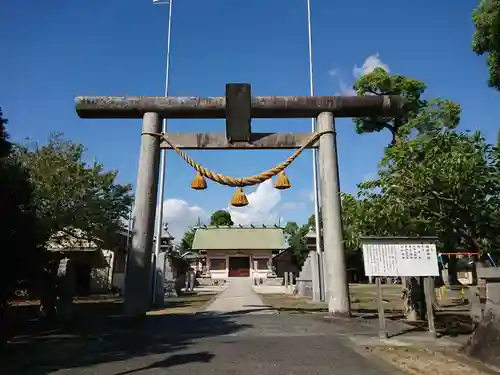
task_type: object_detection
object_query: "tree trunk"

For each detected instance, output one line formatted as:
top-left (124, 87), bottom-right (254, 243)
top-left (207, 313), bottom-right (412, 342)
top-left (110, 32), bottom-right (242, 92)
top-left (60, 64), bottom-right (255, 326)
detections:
top-left (0, 296), bottom-right (8, 346)
top-left (447, 256), bottom-right (459, 284)
top-left (463, 310), bottom-right (500, 367)
top-left (402, 277), bottom-right (425, 321)
top-left (56, 257), bottom-right (75, 321)
top-left (39, 260), bottom-right (58, 320)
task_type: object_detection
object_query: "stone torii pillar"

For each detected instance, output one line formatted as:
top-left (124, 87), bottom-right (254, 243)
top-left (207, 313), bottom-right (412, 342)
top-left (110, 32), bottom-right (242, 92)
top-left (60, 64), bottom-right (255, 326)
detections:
top-left (124, 112), bottom-right (162, 317)
top-left (75, 83), bottom-right (405, 317)
top-left (317, 112), bottom-right (349, 314)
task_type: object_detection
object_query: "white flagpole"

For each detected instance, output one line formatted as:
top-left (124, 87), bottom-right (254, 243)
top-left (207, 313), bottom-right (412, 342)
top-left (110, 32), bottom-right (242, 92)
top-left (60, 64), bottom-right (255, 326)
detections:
top-left (152, 0), bottom-right (174, 304)
top-left (306, 0), bottom-right (324, 301)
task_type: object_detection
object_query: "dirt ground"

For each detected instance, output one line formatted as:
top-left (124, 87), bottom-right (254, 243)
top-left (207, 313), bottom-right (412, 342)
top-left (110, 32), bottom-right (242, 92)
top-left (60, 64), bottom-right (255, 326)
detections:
top-left (4, 291), bottom-right (218, 341)
top-left (259, 294), bottom-right (327, 313)
top-left (259, 283), bottom-right (405, 315)
top-left (366, 346), bottom-right (496, 375)
top-left (9, 292), bottom-right (218, 316)
top-left (349, 283), bottom-right (404, 313)
top-left (147, 293), bottom-right (217, 315)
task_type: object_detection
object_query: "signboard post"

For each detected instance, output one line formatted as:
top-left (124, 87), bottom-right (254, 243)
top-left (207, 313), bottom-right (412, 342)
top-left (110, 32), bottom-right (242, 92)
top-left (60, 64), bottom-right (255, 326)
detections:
top-left (375, 276), bottom-right (388, 338)
top-left (361, 237), bottom-right (439, 338)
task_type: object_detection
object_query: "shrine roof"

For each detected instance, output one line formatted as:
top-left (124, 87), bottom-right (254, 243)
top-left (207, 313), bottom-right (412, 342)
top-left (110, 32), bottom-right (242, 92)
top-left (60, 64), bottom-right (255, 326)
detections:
top-left (191, 226), bottom-right (285, 250)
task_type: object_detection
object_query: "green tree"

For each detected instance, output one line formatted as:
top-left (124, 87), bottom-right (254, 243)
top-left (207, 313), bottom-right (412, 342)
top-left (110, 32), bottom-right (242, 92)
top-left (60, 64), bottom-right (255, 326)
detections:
top-left (353, 68), bottom-right (460, 145)
top-left (339, 194), bottom-right (367, 273)
top-left (284, 221), bottom-right (310, 267)
top-left (307, 214), bottom-right (316, 229)
top-left (360, 129), bottom-right (500, 258)
top-left (358, 129), bottom-right (500, 319)
top-left (284, 221), bottom-right (299, 238)
top-left (0, 108), bottom-right (41, 339)
top-left (13, 134), bottom-right (133, 317)
top-left (178, 229), bottom-right (196, 253)
top-left (210, 210), bottom-right (234, 226)
top-left (14, 133), bottom-right (133, 247)
top-left (0, 107), bottom-right (10, 157)
top-left (352, 70), bottom-right (461, 320)
top-left (472, 0), bottom-right (500, 90)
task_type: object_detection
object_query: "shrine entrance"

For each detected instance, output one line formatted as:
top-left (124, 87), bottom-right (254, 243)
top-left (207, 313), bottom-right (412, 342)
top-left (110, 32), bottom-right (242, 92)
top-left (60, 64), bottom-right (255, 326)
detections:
top-left (75, 82), bottom-right (404, 317)
top-left (229, 257), bottom-right (250, 277)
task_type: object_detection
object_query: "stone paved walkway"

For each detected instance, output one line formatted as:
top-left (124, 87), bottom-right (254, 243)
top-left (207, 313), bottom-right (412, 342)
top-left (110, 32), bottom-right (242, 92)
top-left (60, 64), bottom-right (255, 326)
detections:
top-left (3, 279), bottom-right (405, 374)
top-left (203, 278), bottom-right (274, 314)
top-left (4, 313), bottom-right (402, 374)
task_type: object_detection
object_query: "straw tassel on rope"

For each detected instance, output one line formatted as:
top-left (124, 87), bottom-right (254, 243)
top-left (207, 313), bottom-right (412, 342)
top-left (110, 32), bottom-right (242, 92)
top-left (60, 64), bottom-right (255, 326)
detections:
top-left (142, 130), bottom-right (332, 207)
top-left (274, 171), bottom-right (291, 190)
top-left (231, 187), bottom-right (249, 207)
top-left (191, 172), bottom-right (207, 190)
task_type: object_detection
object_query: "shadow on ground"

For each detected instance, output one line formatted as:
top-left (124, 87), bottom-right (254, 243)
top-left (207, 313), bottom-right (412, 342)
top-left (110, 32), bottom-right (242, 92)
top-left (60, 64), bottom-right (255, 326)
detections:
top-left (0, 301), bottom-right (250, 375)
top-left (396, 312), bottom-right (475, 337)
top-left (255, 301), bottom-right (475, 339)
top-left (338, 308), bottom-right (475, 338)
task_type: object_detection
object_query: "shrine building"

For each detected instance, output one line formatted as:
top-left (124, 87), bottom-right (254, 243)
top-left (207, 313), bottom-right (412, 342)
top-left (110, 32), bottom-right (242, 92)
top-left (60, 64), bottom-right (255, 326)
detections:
top-left (191, 226), bottom-right (286, 281)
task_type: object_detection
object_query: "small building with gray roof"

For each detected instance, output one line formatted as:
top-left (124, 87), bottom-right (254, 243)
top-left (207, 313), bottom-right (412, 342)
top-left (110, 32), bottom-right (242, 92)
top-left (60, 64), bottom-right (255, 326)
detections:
top-left (191, 226), bottom-right (286, 281)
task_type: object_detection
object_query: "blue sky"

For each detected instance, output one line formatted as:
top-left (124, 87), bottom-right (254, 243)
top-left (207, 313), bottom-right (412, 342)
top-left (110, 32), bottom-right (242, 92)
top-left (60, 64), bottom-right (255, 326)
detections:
top-left (1, 0), bottom-right (499, 239)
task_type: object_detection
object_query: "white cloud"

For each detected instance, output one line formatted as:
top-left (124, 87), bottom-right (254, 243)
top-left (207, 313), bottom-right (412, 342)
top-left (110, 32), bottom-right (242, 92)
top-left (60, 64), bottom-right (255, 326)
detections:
top-left (338, 79), bottom-right (356, 96)
top-left (228, 179), bottom-right (282, 226)
top-left (143, 180), bottom-right (308, 243)
top-left (329, 54), bottom-right (390, 96)
top-left (148, 180), bottom-right (286, 243)
top-left (124, 199), bottom-right (205, 244)
top-left (160, 199), bottom-right (207, 243)
top-left (353, 53), bottom-right (390, 78)
top-left (328, 68), bottom-right (338, 77)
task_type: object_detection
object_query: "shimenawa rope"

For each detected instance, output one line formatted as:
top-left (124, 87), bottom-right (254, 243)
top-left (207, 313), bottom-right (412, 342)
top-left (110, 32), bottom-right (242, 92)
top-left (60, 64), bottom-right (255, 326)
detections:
top-left (142, 130), bottom-right (333, 188)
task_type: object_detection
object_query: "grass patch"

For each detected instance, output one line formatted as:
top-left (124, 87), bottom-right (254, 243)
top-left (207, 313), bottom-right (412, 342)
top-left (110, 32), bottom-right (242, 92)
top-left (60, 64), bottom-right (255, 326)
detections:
top-left (147, 293), bottom-right (217, 315)
top-left (260, 294), bottom-right (327, 314)
top-left (258, 284), bottom-right (404, 315)
top-left (6, 292), bottom-right (219, 322)
top-left (350, 283), bottom-right (403, 314)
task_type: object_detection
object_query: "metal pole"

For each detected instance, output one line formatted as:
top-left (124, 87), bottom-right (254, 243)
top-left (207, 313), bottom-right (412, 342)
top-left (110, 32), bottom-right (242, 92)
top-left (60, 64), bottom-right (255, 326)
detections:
top-left (124, 113), bottom-right (162, 317)
top-left (122, 202), bottom-right (134, 295)
top-left (125, 203), bottom-right (134, 252)
top-left (306, 0), bottom-right (324, 301)
top-left (317, 112), bottom-right (350, 315)
top-left (152, 0), bottom-right (174, 305)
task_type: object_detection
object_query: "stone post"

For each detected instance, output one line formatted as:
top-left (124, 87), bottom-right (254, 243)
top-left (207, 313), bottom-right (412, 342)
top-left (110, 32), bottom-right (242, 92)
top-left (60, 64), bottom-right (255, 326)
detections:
top-left (310, 251), bottom-right (321, 302)
top-left (124, 112), bottom-right (161, 317)
top-left (189, 270), bottom-right (196, 292)
top-left (317, 112), bottom-right (350, 315)
top-left (287, 272), bottom-right (294, 294)
top-left (56, 257), bottom-right (75, 321)
top-left (305, 229), bottom-right (322, 301)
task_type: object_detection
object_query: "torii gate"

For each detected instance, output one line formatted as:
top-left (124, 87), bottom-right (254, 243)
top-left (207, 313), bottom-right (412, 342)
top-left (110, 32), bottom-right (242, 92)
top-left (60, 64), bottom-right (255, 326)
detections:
top-left (75, 83), bottom-right (405, 317)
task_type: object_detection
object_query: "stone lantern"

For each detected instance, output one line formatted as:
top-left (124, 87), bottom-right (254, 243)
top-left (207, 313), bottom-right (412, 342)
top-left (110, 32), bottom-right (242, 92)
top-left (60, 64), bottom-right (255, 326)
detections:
top-left (305, 229), bottom-right (317, 251)
top-left (296, 228), bottom-right (323, 301)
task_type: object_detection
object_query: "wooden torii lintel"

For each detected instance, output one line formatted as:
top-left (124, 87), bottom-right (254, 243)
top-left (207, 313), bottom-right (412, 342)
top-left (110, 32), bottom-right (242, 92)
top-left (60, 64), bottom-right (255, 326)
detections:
top-left (75, 83), bottom-right (405, 149)
top-left (225, 83), bottom-right (251, 143)
top-left (158, 132), bottom-right (319, 150)
top-left (75, 91), bottom-right (404, 119)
